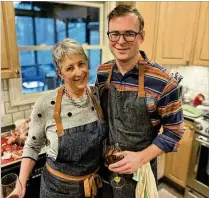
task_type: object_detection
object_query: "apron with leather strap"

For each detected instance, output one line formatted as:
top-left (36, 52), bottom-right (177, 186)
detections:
top-left (41, 85), bottom-right (106, 198)
top-left (99, 61), bottom-right (158, 198)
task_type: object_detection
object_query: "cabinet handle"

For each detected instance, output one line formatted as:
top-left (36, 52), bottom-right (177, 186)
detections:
top-left (196, 138), bottom-right (209, 148)
top-left (16, 69), bottom-right (20, 75)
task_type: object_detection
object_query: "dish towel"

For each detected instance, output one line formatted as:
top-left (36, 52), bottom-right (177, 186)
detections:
top-left (132, 162), bottom-right (159, 198)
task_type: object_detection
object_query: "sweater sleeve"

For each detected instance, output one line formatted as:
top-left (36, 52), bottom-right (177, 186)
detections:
top-left (22, 96), bottom-right (47, 161)
top-left (152, 77), bottom-right (185, 153)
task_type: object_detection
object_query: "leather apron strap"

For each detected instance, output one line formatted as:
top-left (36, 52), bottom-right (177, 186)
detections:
top-left (106, 60), bottom-right (145, 98)
top-left (46, 163), bottom-right (102, 198)
top-left (52, 85), bottom-right (104, 197)
top-left (53, 86), bottom-right (65, 136)
top-left (87, 86), bottom-right (104, 123)
top-left (106, 66), bottom-right (113, 88)
top-left (54, 85), bottom-right (104, 137)
top-left (138, 64), bottom-right (145, 98)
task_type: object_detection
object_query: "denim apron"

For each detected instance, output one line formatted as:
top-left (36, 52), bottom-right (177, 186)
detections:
top-left (100, 62), bottom-right (158, 198)
top-left (40, 86), bottom-right (106, 198)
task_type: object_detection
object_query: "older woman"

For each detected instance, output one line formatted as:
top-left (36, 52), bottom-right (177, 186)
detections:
top-left (8, 38), bottom-right (106, 198)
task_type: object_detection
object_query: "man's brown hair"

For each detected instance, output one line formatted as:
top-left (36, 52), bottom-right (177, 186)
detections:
top-left (108, 4), bottom-right (144, 33)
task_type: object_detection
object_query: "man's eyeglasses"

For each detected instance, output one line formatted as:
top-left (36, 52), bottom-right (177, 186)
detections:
top-left (107, 31), bottom-right (142, 42)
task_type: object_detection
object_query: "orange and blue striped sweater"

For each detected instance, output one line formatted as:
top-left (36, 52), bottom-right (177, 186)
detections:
top-left (96, 51), bottom-right (184, 152)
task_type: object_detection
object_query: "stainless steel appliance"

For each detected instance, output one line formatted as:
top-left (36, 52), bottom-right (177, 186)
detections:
top-left (185, 111), bottom-right (209, 198)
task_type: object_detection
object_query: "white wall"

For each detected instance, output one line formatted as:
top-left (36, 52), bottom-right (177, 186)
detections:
top-left (1, 79), bottom-right (34, 127)
top-left (164, 65), bottom-right (209, 101)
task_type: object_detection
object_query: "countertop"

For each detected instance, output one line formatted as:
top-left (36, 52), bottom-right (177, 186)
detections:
top-left (1, 124), bottom-right (46, 167)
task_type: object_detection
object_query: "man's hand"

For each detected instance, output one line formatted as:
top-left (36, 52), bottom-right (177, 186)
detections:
top-left (108, 151), bottom-right (145, 174)
top-left (108, 144), bottom-right (164, 174)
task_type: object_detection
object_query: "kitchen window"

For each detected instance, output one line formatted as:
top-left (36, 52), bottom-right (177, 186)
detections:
top-left (9, 1), bottom-right (116, 106)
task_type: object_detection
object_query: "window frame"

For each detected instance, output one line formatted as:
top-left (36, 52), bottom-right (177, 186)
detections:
top-left (9, 1), bottom-right (116, 107)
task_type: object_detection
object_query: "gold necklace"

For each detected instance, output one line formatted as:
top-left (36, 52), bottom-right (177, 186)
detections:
top-left (63, 86), bottom-right (90, 108)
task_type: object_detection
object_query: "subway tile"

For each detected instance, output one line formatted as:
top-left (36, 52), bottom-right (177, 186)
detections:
top-left (24, 109), bottom-right (32, 118)
top-left (12, 111), bottom-right (25, 122)
top-left (30, 104), bottom-right (35, 109)
top-left (1, 114), bottom-right (13, 127)
top-left (1, 101), bottom-right (5, 116)
top-left (18, 104), bottom-right (30, 111)
top-left (5, 102), bottom-right (18, 114)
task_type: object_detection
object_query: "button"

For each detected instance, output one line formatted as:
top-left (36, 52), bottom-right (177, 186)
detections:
top-left (32, 136), bottom-right (36, 140)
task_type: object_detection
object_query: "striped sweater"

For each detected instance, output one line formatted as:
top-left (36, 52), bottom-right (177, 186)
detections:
top-left (96, 51), bottom-right (184, 153)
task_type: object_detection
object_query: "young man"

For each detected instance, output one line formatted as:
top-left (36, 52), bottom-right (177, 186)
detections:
top-left (96, 4), bottom-right (184, 198)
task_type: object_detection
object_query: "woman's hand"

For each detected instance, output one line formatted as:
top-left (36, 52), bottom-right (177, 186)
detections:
top-left (108, 151), bottom-right (143, 174)
top-left (7, 181), bottom-right (26, 198)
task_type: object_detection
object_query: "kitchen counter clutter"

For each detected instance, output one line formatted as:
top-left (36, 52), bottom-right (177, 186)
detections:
top-left (1, 120), bottom-right (46, 168)
top-left (183, 104), bottom-right (202, 120)
top-left (1, 131), bottom-right (46, 167)
top-left (1, 132), bottom-right (23, 167)
top-left (1, 122), bottom-right (47, 198)
top-left (164, 104), bottom-right (209, 197)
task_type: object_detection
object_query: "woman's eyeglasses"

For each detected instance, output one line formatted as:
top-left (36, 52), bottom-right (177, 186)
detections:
top-left (107, 30), bottom-right (142, 42)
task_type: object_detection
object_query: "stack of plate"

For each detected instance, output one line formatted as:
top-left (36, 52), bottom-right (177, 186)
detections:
top-left (182, 104), bottom-right (202, 119)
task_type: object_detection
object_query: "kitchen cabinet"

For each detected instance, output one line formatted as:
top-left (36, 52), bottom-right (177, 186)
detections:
top-left (192, 2), bottom-right (209, 66)
top-left (136, 2), bottom-right (209, 66)
top-left (157, 153), bottom-right (165, 180)
top-left (165, 120), bottom-right (195, 187)
top-left (155, 2), bottom-right (199, 65)
top-left (135, 2), bottom-right (158, 61)
top-left (157, 127), bottom-right (166, 180)
top-left (117, 2), bottom-right (135, 6)
top-left (1, 2), bottom-right (20, 79)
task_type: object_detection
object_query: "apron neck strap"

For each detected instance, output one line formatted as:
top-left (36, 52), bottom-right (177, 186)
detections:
top-left (54, 85), bottom-right (105, 137)
top-left (54, 86), bottom-right (64, 137)
top-left (106, 60), bottom-right (146, 98)
top-left (87, 86), bottom-right (104, 123)
top-left (138, 64), bottom-right (145, 98)
top-left (106, 66), bottom-right (114, 89)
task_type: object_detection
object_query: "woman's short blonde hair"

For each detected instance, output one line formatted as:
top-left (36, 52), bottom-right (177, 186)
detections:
top-left (52, 38), bottom-right (87, 70)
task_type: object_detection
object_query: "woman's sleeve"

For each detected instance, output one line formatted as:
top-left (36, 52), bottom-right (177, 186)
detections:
top-left (22, 96), bottom-right (47, 161)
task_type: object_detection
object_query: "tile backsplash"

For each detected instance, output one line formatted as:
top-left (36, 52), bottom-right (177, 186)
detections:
top-left (1, 79), bottom-right (34, 127)
top-left (164, 65), bottom-right (209, 101)
top-left (1, 65), bottom-right (209, 127)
